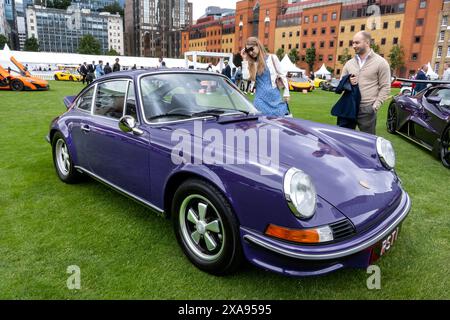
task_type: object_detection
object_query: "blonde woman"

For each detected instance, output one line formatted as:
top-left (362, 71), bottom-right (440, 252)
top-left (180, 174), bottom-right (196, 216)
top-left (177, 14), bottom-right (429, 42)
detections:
top-left (241, 37), bottom-right (290, 116)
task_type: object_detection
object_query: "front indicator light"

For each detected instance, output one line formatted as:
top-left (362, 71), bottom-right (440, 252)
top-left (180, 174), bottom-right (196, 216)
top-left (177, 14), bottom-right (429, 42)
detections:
top-left (265, 224), bottom-right (333, 244)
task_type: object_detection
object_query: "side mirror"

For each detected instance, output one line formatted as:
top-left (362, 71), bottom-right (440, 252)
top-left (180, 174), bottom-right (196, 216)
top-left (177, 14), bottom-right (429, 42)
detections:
top-left (119, 116), bottom-right (143, 135)
top-left (427, 96), bottom-right (442, 105)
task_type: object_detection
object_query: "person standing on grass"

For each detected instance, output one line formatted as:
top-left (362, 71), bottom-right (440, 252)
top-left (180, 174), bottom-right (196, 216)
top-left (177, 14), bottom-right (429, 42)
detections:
top-left (341, 31), bottom-right (391, 135)
top-left (95, 60), bottom-right (105, 78)
top-left (240, 37), bottom-right (290, 116)
top-left (79, 62), bottom-right (88, 84)
top-left (113, 58), bottom-right (121, 72)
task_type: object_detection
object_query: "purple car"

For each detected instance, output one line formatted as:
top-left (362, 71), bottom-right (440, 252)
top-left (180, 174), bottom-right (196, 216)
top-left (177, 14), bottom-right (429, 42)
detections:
top-left (47, 70), bottom-right (411, 276)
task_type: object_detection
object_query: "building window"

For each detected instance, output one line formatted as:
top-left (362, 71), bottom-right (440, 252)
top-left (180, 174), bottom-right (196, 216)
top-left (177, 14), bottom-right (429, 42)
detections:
top-left (438, 46), bottom-right (443, 58)
top-left (349, 40), bottom-right (353, 46)
top-left (320, 41), bottom-right (325, 48)
top-left (321, 28), bottom-right (326, 35)
top-left (417, 19), bottom-right (424, 26)
top-left (312, 29), bottom-right (317, 35)
top-left (328, 55), bottom-right (333, 62)
top-left (331, 27), bottom-right (336, 34)
top-left (289, 32), bottom-right (292, 37)
top-left (435, 62), bottom-right (440, 73)
top-left (311, 42), bottom-right (315, 48)
top-left (282, 32), bottom-right (285, 38)
top-left (383, 22), bottom-right (388, 29)
top-left (415, 36), bottom-right (421, 43)
top-left (350, 25), bottom-right (355, 32)
top-left (329, 41), bottom-right (334, 48)
top-left (341, 26), bottom-right (345, 33)
top-left (313, 15), bottom-right (318, 23)
top-left (447, 46), bottom-right (450, 57)
top-left (303, 43), bottom-right (307, 49)
top-left (296, 43), bottom-right (299, 49)
top-left (381, 38), bottom-right (386, 45)
top-left (395, 21), bottom-right (401, 28)
top-left (288, 44), bottom-right (292, 49)
top-left (361, 24), bottom-right (365, 31)
top-left (281, 44), bottom-right (285, 49)
top-left (319, 55), bottom-right (323, 61)
top-left (419, 0), bottom-right (426, 9)
top-left (412, 53), bottom-right (418, 61)
top-left (332, 12), bottom-right (337, 21)
top-left (393, 37), bottom-right (398, 45)
top-left (304, 16), bottom-right (309, 24)
top-left (303, 29), bottom-right (308, 36)
top-left (322, 14), bottom-right (327, 22)
top-left (296, 31), bottom-right (300, 37)
top-left (266, 9), bottom-right (270, 15)
top-left (339, 40), bottom-right (344, 47)
top-left (440, 31), bottom-right (445, 42)
top-left (443, 16), bottom-right (448, 26)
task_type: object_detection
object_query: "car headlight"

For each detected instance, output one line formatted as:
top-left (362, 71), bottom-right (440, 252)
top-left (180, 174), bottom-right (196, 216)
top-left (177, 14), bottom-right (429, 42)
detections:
top-left (283, 168), bottom-right (317, 219)
top-left (376, 137), bottom-right (396, 169)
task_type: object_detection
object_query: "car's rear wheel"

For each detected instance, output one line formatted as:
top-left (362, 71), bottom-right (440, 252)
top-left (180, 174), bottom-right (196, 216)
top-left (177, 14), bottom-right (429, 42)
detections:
top-left (387, 103), bottom-right (398, 134)
top-left (54, 75), bottom-right (59, 81)
top-left (172, 179), bottom-right (243, 275)
top-left (319, 82), bottom-right (324, 88)
top-left (69, 76), bottom-right (74, 81)
top-left (10, 79), bottom-right (24, 91)
top-left (440, 126), bottom-right (450, 169)
top-left (52, 132), bottom-right (82, 183)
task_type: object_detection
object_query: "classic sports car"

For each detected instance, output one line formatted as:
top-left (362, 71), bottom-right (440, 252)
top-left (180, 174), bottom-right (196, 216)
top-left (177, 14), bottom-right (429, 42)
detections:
top-left (54, 70), bottom-right (82, 81)
top-left (387, 84), bottom-right (450, 168)
top-left (0, 59), bottom-right (49, 91)
top-left (288, 76), bottom-right (314, 92)
top-left (321, 78), bottom-right (340, 92)
top-left (47, 69), bottom-right (411, 276)
top-left (313, 77), bottom-right (327, 88)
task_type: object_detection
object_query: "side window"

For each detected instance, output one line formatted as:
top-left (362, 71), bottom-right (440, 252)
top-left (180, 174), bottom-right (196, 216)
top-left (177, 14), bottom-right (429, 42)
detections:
top-left (436, 88), bottom-right (450, 107)
top-left (94, 80), bottom-right (128, 120)
top-left (76, 87), bottom-right (95, 112)
top-left (124, 81), bottom-right (137, 119)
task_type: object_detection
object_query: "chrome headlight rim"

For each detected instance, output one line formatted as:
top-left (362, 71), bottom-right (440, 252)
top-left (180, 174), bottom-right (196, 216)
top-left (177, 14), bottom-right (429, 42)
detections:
top-left (283, 167), bottom-right (317, 220)
top-left (376, 137), bottom-right (396, 169)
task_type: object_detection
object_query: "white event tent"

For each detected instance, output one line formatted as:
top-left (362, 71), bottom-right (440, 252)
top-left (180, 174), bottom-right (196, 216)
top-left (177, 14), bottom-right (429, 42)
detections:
top-left (314, 63), bottom-right (332, 79)
top-left (280, 54), bottom-right (305, 75)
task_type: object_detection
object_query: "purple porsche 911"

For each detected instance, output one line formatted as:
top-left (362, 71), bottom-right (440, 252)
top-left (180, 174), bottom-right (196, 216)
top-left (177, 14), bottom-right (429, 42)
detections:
top-left (47, 70), bottom-right (411, 276)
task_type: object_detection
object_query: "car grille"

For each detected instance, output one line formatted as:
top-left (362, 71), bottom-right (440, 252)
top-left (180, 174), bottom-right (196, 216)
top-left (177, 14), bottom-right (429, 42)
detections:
top-left (330, 219), bottom-right (356, 241)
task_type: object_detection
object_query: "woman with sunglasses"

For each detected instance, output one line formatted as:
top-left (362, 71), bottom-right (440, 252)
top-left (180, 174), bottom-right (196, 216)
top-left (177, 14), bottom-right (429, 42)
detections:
top-left (241, 37), bottom-right (290, 116)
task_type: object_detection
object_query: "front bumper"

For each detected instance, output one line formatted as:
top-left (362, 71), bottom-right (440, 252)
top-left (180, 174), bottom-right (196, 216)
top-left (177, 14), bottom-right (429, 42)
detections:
top-left (241, 190), bottom-right (411, 276)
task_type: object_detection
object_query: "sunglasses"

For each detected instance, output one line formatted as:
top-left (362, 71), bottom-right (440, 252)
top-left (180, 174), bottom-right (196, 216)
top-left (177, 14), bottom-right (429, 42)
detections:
top-left (244, 46), bottom-right (255, 54)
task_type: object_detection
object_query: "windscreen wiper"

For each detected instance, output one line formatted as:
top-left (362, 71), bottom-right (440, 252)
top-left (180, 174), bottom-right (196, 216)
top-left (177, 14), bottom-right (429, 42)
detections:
top-left (148, 113), bottom-right (191, 120)
top-left (191, 108), bottom-right (250, 119)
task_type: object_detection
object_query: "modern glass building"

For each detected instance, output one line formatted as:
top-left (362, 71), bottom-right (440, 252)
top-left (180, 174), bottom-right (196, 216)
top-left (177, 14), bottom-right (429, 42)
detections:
top-left (26, 5), bottom-right (123, 53)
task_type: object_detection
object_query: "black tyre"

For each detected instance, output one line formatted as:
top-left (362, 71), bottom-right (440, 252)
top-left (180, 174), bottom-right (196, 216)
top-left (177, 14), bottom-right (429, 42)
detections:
top-left (51, 132), bottom-right (82, 183)
top-left (69, 76), bottom-right (74, 81)
top-left (319, 82), bottom-right (324, 89)
top-left (387, 103), bottom-right (398, 134)
top-left (10, 79), bottom-right (24, 91)
top-left (54, 75), bottom-right (59, 80)
top-left (440, 126), bottom-right (450, 169)
top-left (172, 179), bottom-right (243, 275)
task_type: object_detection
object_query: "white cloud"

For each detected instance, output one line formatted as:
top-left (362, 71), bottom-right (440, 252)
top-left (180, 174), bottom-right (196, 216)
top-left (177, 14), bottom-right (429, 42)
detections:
top-left (189, 0), bottom-right (238, 20)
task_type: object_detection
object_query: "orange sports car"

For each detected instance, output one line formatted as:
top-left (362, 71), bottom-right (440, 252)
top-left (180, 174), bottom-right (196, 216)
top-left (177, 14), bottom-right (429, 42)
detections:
top-left (0, 57), bottom-right (49, 91)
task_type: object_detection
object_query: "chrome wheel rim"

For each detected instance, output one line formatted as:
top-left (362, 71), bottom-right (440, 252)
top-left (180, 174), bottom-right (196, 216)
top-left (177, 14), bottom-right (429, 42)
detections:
top-left (387, 105), bottom-right (397, 132)
top-left (179, 194), bottom-right (225, 261)
top-left (56, 139), bottom-right (70, 176)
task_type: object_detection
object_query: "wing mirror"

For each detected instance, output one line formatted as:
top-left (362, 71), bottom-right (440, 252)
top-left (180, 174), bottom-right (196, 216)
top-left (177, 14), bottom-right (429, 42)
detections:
top-left (119, 116), bottom-right (143, 135)
top-left (427, 96), bottom-right (442, 105)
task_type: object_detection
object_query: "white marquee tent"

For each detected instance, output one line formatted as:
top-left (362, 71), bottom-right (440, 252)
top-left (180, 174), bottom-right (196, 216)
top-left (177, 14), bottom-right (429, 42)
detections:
top-left (426, 62), bottom-right (439, 80)
top-left (280, 54), bottom-right (305, 75)
top-left (314, 63), bottom-right (332, 79)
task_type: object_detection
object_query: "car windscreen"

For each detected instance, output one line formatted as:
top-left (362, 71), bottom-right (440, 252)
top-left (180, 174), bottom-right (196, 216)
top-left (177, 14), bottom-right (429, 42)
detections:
top-left (140, 73), bottom-right (258, 122)
top-left (291, 77), bottom-right (309, 82)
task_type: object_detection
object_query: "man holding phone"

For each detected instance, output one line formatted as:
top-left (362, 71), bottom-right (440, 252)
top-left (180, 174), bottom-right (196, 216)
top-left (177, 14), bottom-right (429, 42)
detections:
top-left (342, 31), bottom-right (391, 135)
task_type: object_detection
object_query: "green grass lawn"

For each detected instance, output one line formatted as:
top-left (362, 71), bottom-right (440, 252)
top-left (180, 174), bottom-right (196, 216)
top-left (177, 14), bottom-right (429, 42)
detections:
top-left (0, 81), bottom-right (449, 299)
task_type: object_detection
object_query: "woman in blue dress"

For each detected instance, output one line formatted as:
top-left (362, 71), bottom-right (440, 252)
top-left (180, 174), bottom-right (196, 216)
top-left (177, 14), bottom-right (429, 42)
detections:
top-left (241, 37), bottom-right (290, 116)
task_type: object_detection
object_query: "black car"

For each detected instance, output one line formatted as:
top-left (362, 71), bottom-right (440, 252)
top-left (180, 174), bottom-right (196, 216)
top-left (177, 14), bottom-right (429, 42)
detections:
top-left (387, 84), bottom-right (450, 168)
top-left (322, 78), bottom-right (340, 92)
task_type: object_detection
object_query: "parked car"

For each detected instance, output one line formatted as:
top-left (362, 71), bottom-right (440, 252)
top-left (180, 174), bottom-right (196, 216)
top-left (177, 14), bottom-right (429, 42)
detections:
top-left (321, 78), bottom-right (340, 92)
top-left (387, 84), bottom-right (450, 168)
top-left (0, 57), bottom-right (49, 91)
top-left (54, 69), bottom-right (82, 81)
top-left (313, 77), bottom-right (327, 88)
top-left (47, 69), bottom-right (411, 276)
top-left (288, 76), bottom-right (315, 92)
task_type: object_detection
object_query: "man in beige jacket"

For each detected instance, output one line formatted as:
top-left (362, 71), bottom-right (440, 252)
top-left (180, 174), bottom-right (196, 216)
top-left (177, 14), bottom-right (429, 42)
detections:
top-left (342, 31), bottom-right (391, 135)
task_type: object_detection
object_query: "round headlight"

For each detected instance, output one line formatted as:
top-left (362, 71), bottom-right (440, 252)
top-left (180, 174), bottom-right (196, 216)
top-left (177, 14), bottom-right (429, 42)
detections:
top-left (376, 137), bottom-right (396, 169)
top-left (283, 168), bottom-right (317, 219)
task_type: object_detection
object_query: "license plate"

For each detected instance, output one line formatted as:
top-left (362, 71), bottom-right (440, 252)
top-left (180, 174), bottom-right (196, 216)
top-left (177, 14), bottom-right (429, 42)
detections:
top-left (370, 225), bottom-right (401, 263)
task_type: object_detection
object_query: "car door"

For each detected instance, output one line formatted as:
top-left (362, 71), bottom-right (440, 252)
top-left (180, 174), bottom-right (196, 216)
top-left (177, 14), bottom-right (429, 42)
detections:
top-left (84, 80), bottom-right (151, 201)
top-left (417, 88), bottom-right (449, 147)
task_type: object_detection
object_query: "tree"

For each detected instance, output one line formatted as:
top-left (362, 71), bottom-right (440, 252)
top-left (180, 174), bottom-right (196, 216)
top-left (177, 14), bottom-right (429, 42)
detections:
top-left (388, 45), bottom-right (405, 75)
top-left (326, 66), bottom-right (334, 75)
top-left (106, 47), bottom-right (120, 56)
top-left (0, 34), bottom-right (8, 49)
top-left (276, 48), bottom-right (285, 61)
top-left (102, 1), bottom-right (124, 16)
top-left (370, 42), bottom-right (380, 54)
top-left (24, 36), bottom-right (39, 52)
top-left (78, 35), bottom-right (101, 55)
top-left (233, 52), bottom-right (242, 68)
top-left (288, 48), bottom-right (300, 64)
top-left (305, 47), bottom-right (316, 72)
top-left (339, 48), bottom-right (353, 65)
top-left (46, 0), bottom-right (72, 10)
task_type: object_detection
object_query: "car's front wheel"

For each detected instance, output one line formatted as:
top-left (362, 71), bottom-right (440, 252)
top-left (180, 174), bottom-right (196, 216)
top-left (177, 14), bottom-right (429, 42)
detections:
top-left (172, 179), bottom-right (243, 275)
top-left (10, 79), bottom-right (24, 91)
top-left (387, 103), bottom-right (398, 134)
top-left (440, 126), bottom-right (450, 169)
top-left (52, 132), bottom-right (82, 183)
top-left (54, 75), bottom-right (59, 81)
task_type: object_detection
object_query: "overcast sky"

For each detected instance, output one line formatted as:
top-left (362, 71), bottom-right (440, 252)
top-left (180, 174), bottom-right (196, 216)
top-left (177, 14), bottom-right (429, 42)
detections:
top-left (190, 0), bottom-right (239, 20)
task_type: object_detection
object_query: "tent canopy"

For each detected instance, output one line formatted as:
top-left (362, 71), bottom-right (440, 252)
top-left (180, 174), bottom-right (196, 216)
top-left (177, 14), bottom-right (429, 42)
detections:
top-left (427, 62), bottom-right (439, 80)
top-left (280, 54), bottom-right (305, 75)
top-left (314, 64), bottom-right (332, 78)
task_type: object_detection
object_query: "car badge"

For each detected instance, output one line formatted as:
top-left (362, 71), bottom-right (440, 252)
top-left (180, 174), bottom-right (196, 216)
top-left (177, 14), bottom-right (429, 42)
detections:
top-left (359, 180), bottom-right (370, 189)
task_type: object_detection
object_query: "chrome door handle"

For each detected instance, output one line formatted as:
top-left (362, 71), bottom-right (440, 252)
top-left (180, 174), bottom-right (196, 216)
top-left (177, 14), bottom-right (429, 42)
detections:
top-left (81, 125), bottom-right (90, 133)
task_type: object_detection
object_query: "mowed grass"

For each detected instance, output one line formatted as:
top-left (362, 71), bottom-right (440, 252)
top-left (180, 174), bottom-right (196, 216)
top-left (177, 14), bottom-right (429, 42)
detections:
top-left (0, 81), bottom-right (449, 300)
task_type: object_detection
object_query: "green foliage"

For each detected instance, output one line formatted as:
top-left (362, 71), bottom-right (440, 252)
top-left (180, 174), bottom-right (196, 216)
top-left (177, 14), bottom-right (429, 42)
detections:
top-left (305, 47), bottom-right (316, 72)
top-left (106, 47), bottom-right (120, 56)
top-left (24, 36), bottom-right (39, 52)
top-left (389, 45), bottom-right (405, 74)
top-left (46, 0), bottom-right (72, 10)
top-left (370, 42), bottom-right (380, 54)
top-left (288, 48), bottom-right (300, 64)
top-left (0, 34), bottom-right (9, 49)
top-left (339, 48), bottom-right (353, 66)
top-left (276, 48), bottom-right (285, 61)
top-left (101, 1), bottom-right (124, 16)
top-left (78, 35), bottom-right (102, 55)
